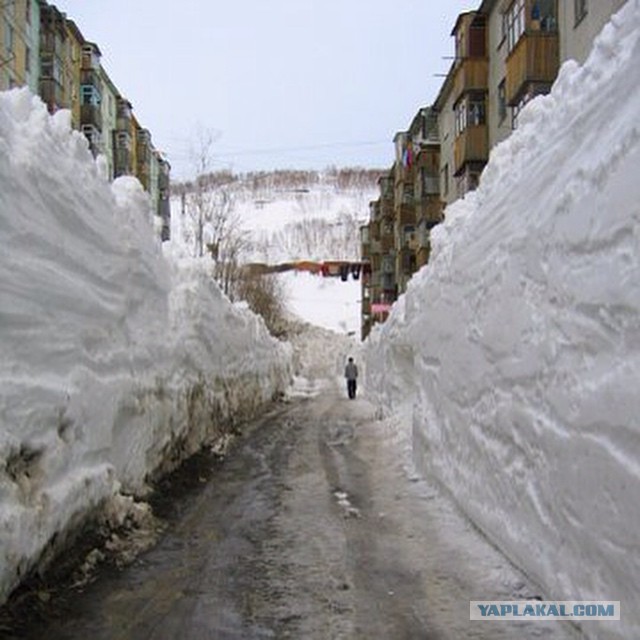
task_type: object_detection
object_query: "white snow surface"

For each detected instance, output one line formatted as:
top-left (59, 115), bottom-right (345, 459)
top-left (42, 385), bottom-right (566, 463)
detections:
top-left (365, 3), bottom-right (640, 639)
top-left (0, 89), bottom-right (292, 604)
top-left (171, 173), bottom-right (373, 335)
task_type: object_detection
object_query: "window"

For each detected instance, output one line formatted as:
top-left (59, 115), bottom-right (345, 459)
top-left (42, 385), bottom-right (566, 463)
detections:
top-left (403, 225), bottom-right (415, 246)
top-left (455, 95), bottom-right (486, 135)
top-left (25, 46), bottom-right (31, 74)
top-left (498, 79), bottom-right (507, 124)
top-left (4, 20), bottom-right (14, 55)
top-left (421, 168), bottom-right (439, 195)
top-left (116, 130), bottom-right (131, 148)
top-left (505, 0), bottom-right (525, 54)
top-left (455, 100), bottom-right (467, 136)
top-left (468, 96), bottom-right (486, 126)
top-left (442, 164), bottom-right (449, 197)
top-left (402, 183), bottom-right (414, 205)
top-left (26, 0), bottom-right (31, 24)
top-left (81, 84), bottom-right (101, 106)
top-left (575, 0), bottom-right (588, 25)
top-left (82, 124), bottom-right (98, 145)
top-left (455, 27), bottom-right (465, 60)
top-left (537, 0), bottom-right (557, 31)
top-left (511, 94), bottom-right (528, 129)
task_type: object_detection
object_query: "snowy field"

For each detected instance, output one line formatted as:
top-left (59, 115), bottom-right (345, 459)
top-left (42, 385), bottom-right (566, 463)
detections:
top-left (364, 4), bottom-right (640, 639)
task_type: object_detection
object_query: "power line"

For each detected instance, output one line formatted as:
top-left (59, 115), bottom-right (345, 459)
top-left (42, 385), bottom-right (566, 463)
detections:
top-left (160, 137), bottom-right (390, 158)
top-left (211, 140), bottom-right (390, 158)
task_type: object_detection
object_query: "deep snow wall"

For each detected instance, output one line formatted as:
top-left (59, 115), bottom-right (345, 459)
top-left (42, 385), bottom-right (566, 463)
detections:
top-left (365, 4), bottom-right (639, 639)
top-left (0, 90), bottom-right (292, 604)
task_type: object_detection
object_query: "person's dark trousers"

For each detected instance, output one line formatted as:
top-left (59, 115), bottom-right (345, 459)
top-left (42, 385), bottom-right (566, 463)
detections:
top-left (347, 380), bottom-right (357, 399)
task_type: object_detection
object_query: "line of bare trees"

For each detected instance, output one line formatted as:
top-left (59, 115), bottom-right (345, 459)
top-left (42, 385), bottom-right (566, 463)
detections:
top-left (175, 127), bottom-right (289, 336)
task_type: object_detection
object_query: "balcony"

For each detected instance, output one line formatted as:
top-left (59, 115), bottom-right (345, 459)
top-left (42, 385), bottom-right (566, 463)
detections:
top-left (417, 223), bottom-right (431, 250)
top-left (395, 203), bottom-right (416, 226)
top-left (80, 104), bottom-right (102, 130)
top-left (379, 176), bottom-right (394, 200)
top-left (506, 31), bottom-right (559, 106)
top-left (381, 235), bottom-right (394, 253)
top-left (454, 125), bottom-right (488, 175)
top-left (369, 219), bottom-right (381, 241)
top-left (39, 78), bottom-right (64, 111)
top-left (380, 199), bottom-right (394, 219)
top-left (416, 196), bottom-right (443, 227)
top-left (369, 239), bottom-right (382, 254)
top-left (452, 58), bottom-right (488, 105)
top-left (80, 69), bottom-right (100, 87)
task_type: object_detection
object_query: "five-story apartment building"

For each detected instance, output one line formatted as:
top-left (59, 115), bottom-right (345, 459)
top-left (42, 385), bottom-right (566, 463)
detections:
top-left (1, 0), bottom-right (171, 237)
top-left (361, 0), bottom-right (627, 339)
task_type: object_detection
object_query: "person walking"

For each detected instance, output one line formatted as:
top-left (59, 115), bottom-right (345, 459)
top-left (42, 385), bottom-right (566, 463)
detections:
top-left (344, 357), bottom-right (358, 399)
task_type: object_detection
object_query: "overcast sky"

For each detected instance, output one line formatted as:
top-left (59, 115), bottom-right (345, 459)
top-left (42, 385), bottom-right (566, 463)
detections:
top-left (53, 0), bottom-right (473, 179)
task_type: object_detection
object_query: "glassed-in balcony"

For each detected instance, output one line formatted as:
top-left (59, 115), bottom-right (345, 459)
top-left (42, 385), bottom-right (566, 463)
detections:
top-left (506, 31), bottom-right (559, 105)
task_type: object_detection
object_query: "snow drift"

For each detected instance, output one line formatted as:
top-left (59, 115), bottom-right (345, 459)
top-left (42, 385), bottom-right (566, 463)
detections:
top-left (365, 3), bottom-right (640, 639)
top-left (0, 89), bottom-right (291, 604)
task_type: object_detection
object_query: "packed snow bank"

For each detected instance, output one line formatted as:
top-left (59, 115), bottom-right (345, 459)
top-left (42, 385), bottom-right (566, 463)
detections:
top-left (365, 3), bottom-right (640, 639)
top-left (0, 89), bottom-right (292, 604)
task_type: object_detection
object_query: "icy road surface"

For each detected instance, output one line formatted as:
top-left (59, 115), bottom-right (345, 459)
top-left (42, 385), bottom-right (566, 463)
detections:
top-left (11, 381), bottom-right (577, 639)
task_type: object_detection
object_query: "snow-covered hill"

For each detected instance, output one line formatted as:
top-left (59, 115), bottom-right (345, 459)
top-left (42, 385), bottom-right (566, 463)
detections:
top-left (0, 90), bottom-right (292, 605)
top-left (172, 169), bottom-right (378, 334)
top-left (364, 4), bottom-right (640, 639)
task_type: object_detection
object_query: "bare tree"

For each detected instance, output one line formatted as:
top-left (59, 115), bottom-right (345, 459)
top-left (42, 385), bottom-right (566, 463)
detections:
top-left (235, 272), bottom-right (289, 338)
top-left (183, 126), bottom-right (239, 260)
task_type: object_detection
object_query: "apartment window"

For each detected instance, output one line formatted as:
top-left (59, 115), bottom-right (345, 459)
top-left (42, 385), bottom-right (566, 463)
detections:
top-left (116, 131), bottom-right (131, 148)
top-left (498, 79), bottom-right (507, 123)
top-left (511, 94), bottom-right (528, 129)
top-left (455, 27), bottom-right (465, 60)
top-left (26, 0), bottom-right (31, 24)
top-left (468, 172), bottom-right (480, 191)
top-left (4, 20), bottom-right (14, 55)
top-left (82, 124), bottom-right (99, 145)
top-left (421, 168), bottom-right (439, 195)
top-left (25, 46), bottom-right (31, 74)
top-left (402, 183), bottom-right (414, 204)
top-left (455, 174), bottom-right (466, 198)
top-left (403, 225), bottom-right (416, 246)
top-left (455, 100), bottom-right (467, 135)
top-left (41, 60), bottom-right (52, 78)
top-left (81, 85), bottom-right (101, 106)
top-left (505, 0), bottom-right (525, 54)
top-left (536, 0), bottom-right (557, 31)
top-left (575, 0), bottom-right (588, 26)
top-left (442, 164), bottom-right (449, 197)
top-left (455, 95), bottom-right (486, 135)
top-left (468, 96), bottom-right (486, 126)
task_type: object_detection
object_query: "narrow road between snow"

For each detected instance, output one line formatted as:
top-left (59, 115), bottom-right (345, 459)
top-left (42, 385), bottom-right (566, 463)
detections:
top-left (13, 381), bottom-right (578, 639)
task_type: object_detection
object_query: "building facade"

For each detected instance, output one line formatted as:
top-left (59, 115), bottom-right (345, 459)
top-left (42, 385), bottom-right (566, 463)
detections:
top-left (360, 0), bottom-right (626, 338)
top-left (1, 0), bottom-right (40, 93)
top-left (558, 0), bottom-right (627, 65)
top-left (0, 0), bottom-right (170, 238)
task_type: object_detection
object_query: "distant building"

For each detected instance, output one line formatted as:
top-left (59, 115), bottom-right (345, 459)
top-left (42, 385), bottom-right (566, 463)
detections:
top-left (0, 0), bottom-right (171, 240)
